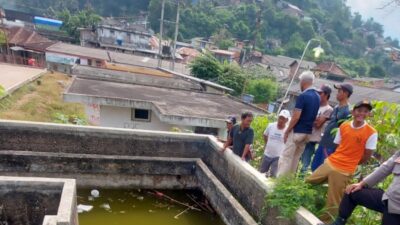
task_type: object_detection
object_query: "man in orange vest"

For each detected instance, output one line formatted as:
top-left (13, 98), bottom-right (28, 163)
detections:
top-left (306, 100), bottom-right (378, 223)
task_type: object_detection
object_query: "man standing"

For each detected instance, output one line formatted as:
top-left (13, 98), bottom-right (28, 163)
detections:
top-left (311, 83), bottom-right (353, 171)
top-left (307, 101), bottom-right (378, 223)
top-left (328, 151), bottom-right (400, 225)
top-left (222, 112), bottom-right (254, 161)
top-left (277, 71), bottom-right (320, 177)
top-left (259, 110), bottom-right (290, 177)
top-left (219, 116), bottom-right (237, 144)
top-left (300, 85), bottom-right (333, 174)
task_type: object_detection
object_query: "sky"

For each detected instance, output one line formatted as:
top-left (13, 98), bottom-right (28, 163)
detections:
top-left (346, 0), bottom-right (400, 40)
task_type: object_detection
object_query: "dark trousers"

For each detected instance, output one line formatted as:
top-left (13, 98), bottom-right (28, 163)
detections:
top-left (339, 188), bottom-right (400, 225)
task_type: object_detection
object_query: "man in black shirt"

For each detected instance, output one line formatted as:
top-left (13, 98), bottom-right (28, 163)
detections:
top-left (222, 112), bottom-right (254, 161)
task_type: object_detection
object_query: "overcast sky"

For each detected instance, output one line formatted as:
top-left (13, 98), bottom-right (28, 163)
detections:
top-left (346, 0), bottom-right (400, 40)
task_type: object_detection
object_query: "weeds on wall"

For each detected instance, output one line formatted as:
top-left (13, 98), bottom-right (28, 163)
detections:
top-left (265, 176), bottom-right (327, 220)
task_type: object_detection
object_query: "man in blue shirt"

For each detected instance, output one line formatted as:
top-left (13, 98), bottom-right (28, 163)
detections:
top-left (277, 71), bottom-right (320, 177)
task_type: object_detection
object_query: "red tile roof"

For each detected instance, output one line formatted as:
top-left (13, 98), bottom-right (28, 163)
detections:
top-left (313, 62), bottom-right (348, 77)
top-left (6, 26), bottom-right (55, 52)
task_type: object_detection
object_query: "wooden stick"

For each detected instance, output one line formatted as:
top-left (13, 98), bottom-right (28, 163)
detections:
top-left (174, 205), bottom-right (192, 219)
top-left (186, 194), bottom-right (209, 212)
top-left (147, 191), bottom-right (201, 211)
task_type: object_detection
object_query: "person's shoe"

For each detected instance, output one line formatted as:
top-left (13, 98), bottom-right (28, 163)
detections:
top-left (328, 217), bottom-right (347, 225)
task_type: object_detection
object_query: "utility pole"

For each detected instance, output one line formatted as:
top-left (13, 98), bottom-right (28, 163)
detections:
top-left (157, 0), bottom-right (166, 68)
top-left (171, 0), bottom-right (180, 71)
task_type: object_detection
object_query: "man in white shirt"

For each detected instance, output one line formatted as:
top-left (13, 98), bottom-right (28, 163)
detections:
top-left (259, 110), bottom-right (290, 177)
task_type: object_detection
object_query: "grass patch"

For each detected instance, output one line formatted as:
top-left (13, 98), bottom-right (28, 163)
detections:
top-left (0, 72), bottom-right (87, 124)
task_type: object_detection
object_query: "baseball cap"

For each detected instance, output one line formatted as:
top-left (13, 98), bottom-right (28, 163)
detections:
top-left (316, 84), bottom-right (332, 96)
top-left (334, 83), bottom-right (353, 96)
top-left (225, 116), bottom-right (237, 124)
top-left (278, 110), bottom-right (291, 119)
top-left (353, 100), bottom-right (373, 111)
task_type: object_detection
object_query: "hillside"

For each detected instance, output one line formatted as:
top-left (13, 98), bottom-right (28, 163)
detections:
top-left (3, 0), bottom-right (400, 77)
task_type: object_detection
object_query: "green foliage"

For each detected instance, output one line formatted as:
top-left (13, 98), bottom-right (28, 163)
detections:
top-left (218, 63), bottom-right (246, 96)
top-left (52, 112), bottom-right (88, 125)
top-left (0, 85), bottom-right (5, 97)
top-left (368, 65), bottom-right (386, 78)
top-left (56, 8), bottom-right (101, 42)
top-left (0, 30), bottom-right (6, 45)
top-left (189, 53), bottom-right (222, 80)
top-left (266, 176), bottom-right (327, 219)
top-left (246, 79), bottom-right (278, 104)
top-left (250, 115), bottom-right (274, 168)
top-left (213, 28), bottom-right (234, 50)
top-left (284, 32), bottom-right (306, 58)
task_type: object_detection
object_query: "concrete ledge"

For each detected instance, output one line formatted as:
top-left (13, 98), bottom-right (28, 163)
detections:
top-left (196, 160), bottom-right (258, 225)
top-left (0, 120), bottom-right (323, 225)
top-left (0, 176), bottom-right (77, 225)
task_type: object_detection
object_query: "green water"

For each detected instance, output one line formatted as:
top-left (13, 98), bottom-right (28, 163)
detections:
top-left (77, 189), bottom-right (225, 225)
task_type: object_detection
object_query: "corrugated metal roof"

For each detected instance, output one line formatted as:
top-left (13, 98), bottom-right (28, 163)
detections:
top-left (288, 78), bottom-right (400, 104)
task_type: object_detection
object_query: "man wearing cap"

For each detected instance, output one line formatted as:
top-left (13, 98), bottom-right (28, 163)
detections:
top-left (222, 112), bottom-right (254, 161)
top-left (311, 83), bottom-right (353, 172)
top-left (306, 100), bottom-right (378, 223)
top-left (300, 85), bottom-right (333, 174)
top-left (259, 110), bottom-right (290, 177)
top-left (277, 71), bottom-right (320, 177)
top-left (223, 116), bottom-right (237, 144)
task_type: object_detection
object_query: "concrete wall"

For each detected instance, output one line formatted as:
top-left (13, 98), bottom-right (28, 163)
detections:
top-left (100, 105), bottom-right (173, 131)
top-left (0, 176), bottom-right (77, 225)
top-left (0, 120), bottom-right (323, 225)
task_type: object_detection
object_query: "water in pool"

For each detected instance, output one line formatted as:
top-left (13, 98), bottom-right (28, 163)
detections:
top-left (77, 189), bottom-right (225, 225)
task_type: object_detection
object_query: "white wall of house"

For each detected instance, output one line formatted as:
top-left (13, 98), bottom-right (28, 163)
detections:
top-left (98, 105), bottom-right (200, 134)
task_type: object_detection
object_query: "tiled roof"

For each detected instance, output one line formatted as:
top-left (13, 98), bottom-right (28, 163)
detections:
top-left (313, 62), bottom-right (348, 77)
top-left (6, 26), bottom-right (54, 51)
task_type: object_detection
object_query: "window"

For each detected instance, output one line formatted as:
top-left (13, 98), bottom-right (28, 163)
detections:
top-left (132, 109), bottom-right (151, 122)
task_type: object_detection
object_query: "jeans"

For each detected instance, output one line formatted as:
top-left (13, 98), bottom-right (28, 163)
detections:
top-left (259, 155), bottom-right (279, 177)
top-left (300, 142), bottom-right (317, 174)
top-left (338, 188), bottom-right (400, 225)
top-left (311, 145), bottom-right (335, 171)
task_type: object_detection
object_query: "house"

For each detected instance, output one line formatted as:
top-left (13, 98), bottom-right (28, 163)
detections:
top-left (351, 77), bottom-right (385, 88)
top-left (45, 42), bottom-right (190, 74)
top-left (79, 18), bottom-right (155, 57)
top-left (211, 49), bottom-right (240, 63)
top-left (63, 65), bottom-right (265, 138)
top-left (191, 37), bottom-right (214, 50)
top-left (261, 54), bottom-right (316, 81)
top-left (176, 47), bottom-right (200, 64)
top-left (312, 62), bottom-right (348, 81)
top-left (0, 26), bottom-right (55, 68)
top-left (279, 78), bottom-right (400, 110)
top-left (277, 1), bottom-right (304, 18)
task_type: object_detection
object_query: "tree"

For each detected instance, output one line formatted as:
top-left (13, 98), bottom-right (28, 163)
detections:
top-left (367, 34), bottom-right (376, 48)
top-left (57, 9), bottom-right (101, 42)
top-left (285, 32), bottom-right (306, 58)
top-left (218, 63), bottom-right (246, 96)
top-left (368, 65), bottom-right (386, 78)
top-left (352, 12), bottom-right (363, 28)
top-left (245, 79), bottom-right (278, 103)
top-left (213, 28), bottom-right (234, 50)
top-left (299, 21), bottom-right (315, 41)
top-left (189, 53), bottom-right (222, 80)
